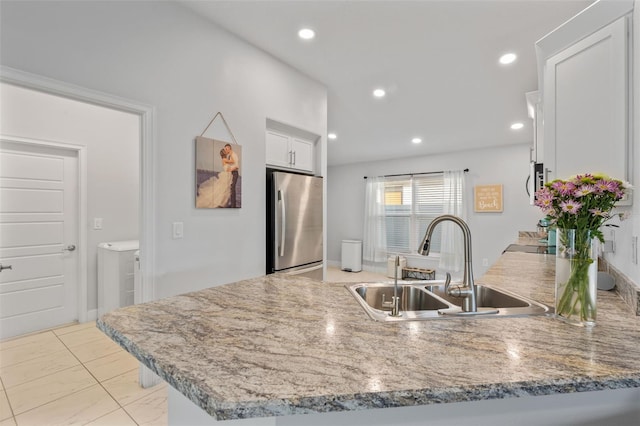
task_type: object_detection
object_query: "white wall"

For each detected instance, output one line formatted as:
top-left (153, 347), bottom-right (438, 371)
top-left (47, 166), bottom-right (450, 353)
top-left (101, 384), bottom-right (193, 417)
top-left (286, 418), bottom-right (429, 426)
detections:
top-left (0, 1), bottom-right (327, 301)
top-left (327, 144), bottom-right (541, 278)
top-left (0, 83), bottom-right (139, 312)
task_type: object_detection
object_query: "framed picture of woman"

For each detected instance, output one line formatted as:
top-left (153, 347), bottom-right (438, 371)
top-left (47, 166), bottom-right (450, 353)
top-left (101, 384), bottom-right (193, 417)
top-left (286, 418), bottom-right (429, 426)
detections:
top-left (195, 136), bottom-right (242, 208)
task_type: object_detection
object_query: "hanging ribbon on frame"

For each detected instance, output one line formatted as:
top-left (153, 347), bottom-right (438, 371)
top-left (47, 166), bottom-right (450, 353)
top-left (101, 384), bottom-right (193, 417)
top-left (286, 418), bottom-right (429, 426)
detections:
top-left (199, 111), bottom-right (239, 144)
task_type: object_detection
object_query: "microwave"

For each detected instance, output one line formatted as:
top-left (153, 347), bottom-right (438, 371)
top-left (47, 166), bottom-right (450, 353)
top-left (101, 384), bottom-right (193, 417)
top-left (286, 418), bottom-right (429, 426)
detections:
top-left (528, 162), bottom-right (545, 205)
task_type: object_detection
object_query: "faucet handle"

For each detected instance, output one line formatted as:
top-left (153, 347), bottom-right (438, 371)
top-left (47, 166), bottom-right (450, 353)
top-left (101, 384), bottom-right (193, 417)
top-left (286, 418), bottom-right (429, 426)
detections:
top-left (444, 272), bottom-right (452, 293)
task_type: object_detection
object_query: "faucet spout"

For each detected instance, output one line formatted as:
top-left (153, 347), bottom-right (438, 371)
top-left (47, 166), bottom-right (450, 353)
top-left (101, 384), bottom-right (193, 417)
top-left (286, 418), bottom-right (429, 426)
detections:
top-left (418, 215), bottom-right (477, 312)
top-left (390, 255), bottom-right (401, 317)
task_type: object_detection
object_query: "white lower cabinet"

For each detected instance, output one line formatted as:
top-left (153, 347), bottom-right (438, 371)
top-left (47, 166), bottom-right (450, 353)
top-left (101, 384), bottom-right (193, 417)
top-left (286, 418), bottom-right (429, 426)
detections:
top-left (266, 130), bottom-right (314, 173)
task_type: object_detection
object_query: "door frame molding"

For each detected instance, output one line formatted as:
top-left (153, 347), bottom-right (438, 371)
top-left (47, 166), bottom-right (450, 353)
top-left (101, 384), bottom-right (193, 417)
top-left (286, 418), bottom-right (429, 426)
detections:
top-left (0, 66), bottom-right (157, 319)
top-left (0, 135), bottom-right (88, 323)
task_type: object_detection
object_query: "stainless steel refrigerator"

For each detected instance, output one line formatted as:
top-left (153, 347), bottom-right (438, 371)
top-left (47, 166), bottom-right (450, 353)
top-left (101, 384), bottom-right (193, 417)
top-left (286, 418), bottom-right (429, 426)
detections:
top-left (266, 170), bottom-right (323, 280)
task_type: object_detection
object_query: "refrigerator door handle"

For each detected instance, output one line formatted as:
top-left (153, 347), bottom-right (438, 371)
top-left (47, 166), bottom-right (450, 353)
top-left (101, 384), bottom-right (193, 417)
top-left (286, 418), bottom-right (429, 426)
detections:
top-left (278, 190), bottom-right (286, 257)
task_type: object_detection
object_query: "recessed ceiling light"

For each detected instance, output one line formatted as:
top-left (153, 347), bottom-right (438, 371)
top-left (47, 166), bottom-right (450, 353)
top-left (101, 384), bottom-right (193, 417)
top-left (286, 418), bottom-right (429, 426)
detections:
top-left (499, 53), bottom-right (517, 65)
top-left (298, 28), bottom-right (315, 40)
top-left (510, 122), bottom-right (524, 130)
top-left (412, 137), bottom-right (422, 144)
top-left (373, 88), bottom-right (386, 98)
top-left (328, 133), bottom-right (337, 140)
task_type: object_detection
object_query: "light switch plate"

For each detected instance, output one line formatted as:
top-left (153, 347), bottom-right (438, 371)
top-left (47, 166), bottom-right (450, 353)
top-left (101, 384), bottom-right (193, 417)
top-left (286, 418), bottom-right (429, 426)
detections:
top-left (93, 218), bottom-right (103, 230)
top-left (172, 222), bottom-right (184, 239)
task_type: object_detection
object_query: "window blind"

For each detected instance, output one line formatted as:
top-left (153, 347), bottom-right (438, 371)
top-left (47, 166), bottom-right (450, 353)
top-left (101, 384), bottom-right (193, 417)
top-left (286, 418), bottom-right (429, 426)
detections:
top-left (382, 174), bottom-right (446, 254)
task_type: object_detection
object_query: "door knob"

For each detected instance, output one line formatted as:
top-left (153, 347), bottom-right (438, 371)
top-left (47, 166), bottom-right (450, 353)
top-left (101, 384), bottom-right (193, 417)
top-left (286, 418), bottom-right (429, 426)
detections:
top-left (63, 245), bottom-right (76, 252)
top-left (0, 264), bottom-right (12, 272)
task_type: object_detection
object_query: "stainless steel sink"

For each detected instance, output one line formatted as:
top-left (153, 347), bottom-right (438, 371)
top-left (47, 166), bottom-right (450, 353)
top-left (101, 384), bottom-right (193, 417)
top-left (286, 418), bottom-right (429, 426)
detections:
top-left (354, 285), bottom-right (451, 311)
top-left (348, 283), bottom-right (446, 321)
top-left (424, 284), bottom-right (528, 308)
top-left (347, 281), bottom-right (551, 322)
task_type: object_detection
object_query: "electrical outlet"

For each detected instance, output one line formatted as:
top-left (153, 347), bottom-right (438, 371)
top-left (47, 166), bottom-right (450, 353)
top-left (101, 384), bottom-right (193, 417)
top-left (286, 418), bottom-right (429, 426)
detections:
top-left (602, 240), bottom-right (615, 253)
top-left (172, 222), bottom-right (184, 239)
top-left (93, 218), bottom-right (103, 230)
top-left (482, 258), bottom-right (489, 267)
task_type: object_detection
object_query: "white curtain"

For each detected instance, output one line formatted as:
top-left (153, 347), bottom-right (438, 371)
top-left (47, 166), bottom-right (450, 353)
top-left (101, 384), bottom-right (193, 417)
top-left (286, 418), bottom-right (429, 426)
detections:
top-left (439, 170), bottom-right (467, 271)
top-left (362, 177), bottom-right (387, 269)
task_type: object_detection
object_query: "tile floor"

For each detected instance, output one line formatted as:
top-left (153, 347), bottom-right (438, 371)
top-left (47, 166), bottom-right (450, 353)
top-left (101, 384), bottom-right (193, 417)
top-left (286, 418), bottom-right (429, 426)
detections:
top-left (0, 267), bottom-right (385, 426)
top-left (325, 265), bottom-right (387, 283)
top-left (0, 321), bottom-right (166, 426)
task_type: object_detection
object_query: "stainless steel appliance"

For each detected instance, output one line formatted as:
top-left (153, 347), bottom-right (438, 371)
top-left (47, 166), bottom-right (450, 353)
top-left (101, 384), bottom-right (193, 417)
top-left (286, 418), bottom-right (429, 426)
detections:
top-left (266, 170), bottom-right (323, 280)
top-left (528, 162), bottom-right (545, 205)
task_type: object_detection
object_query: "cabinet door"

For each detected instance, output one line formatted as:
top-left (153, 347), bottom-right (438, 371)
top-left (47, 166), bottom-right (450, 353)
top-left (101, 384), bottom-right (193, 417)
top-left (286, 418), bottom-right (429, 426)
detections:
top-left (533, 100), bottom-right (544, 163)
top-left (543, 16), bottom-right (628, 182)
top-left (266, 131), bottom-right (291, 168)
top-left (290, 138), bottom-right (314, 172)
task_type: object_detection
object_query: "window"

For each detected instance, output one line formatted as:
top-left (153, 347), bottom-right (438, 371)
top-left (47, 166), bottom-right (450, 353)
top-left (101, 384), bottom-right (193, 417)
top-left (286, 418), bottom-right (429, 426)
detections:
top-left (363, 171), bottom-right (466, 267)
top-left (383, 174), bottom-right (452, 254)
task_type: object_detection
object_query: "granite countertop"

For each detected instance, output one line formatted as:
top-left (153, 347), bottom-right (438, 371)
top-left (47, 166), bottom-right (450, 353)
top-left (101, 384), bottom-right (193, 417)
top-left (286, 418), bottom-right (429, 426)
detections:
top-left (98, 250), bottom-right (640, 421)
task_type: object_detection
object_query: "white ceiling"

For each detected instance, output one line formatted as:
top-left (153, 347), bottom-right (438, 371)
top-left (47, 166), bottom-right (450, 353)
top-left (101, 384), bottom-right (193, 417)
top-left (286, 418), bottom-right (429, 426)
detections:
top-left (180, 0), bottom-right (593, 166)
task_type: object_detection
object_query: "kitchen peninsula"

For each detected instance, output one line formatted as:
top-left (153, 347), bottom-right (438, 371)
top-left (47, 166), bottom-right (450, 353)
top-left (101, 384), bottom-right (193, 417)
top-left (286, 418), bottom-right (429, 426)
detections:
top-left (98, 249), bottom-right (640, 425)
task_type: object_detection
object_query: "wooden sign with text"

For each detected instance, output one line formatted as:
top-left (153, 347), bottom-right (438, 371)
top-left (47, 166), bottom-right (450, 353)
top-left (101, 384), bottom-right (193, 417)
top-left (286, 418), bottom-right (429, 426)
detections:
top-left (474, 184), bottom-right (503, 212)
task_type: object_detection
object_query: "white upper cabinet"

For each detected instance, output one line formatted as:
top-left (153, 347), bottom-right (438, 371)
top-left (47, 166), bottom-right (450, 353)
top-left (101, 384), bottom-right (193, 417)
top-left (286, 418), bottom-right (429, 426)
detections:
top-left (265, 131), bottom-right (291, 169)
top-left (525, 91), bottom-right (543, 163)
top-left (289, 138), bottom-right (314, 172)
top-left (266, 130), bottom-right (315, 173)
top-left (543, 16), bottom-right (629, 182)
top-left (535, 0), bottom-right (633, 195)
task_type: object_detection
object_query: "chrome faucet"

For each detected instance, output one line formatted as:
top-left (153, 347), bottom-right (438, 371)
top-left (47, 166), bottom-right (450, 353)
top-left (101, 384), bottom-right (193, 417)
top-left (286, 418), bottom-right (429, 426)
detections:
top-left (418, 215), bottom-right (477, 313)
top-left (390, 255), bottom-right (401, 317)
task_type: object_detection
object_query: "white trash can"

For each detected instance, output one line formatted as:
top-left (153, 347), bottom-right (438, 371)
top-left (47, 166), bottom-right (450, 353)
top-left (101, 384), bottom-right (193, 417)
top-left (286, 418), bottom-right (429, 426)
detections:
top-left (97, 240), bottom-right (139, 316)
top-left (341, 240), bottom-right (362, 272)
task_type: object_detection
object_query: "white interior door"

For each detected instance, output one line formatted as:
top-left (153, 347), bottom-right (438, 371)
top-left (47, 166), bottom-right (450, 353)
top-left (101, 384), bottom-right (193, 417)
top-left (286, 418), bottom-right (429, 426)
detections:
top-left (0, 140), bottom-right (79, 339)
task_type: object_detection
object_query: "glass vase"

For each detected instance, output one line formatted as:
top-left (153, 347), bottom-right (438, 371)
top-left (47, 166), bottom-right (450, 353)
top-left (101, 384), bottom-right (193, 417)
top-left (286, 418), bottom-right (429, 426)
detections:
top-left (555, 228), bottom-right (598, 326)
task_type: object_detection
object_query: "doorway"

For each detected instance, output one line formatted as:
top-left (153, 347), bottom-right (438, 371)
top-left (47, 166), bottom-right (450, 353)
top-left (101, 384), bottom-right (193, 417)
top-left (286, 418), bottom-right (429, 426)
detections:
top-left (0, 69), bottom-right (154, 340)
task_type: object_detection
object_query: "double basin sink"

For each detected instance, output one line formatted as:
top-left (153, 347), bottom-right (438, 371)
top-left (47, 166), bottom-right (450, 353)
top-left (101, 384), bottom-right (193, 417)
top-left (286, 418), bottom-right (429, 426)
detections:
top-left (347, 281), bottom-right (551, 321)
